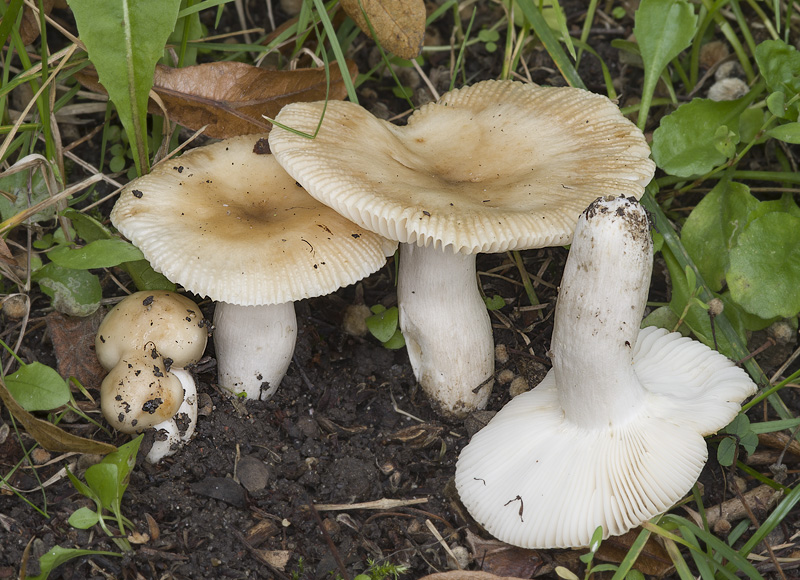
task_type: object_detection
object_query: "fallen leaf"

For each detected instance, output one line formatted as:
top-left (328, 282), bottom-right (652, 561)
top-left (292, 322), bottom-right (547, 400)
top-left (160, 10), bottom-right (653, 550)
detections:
top-left (46, 309), bottom-right (107, 390)
top-left (383, 423), bottom-right (444, 448)
top-left (2, 0), bottom-right (55, 45)
top-left (0, 375), bottom-right (116, 455)
top-left (595, 528), bottom-right (673, 577)
top-left (465, 530), bottom-right (544, 578)
top-left (258, 550), bottom-right (291, 571)
top-left (76, 61), bottom-right (358, 139)
top-left (340, 0), bottom-right (425, 59)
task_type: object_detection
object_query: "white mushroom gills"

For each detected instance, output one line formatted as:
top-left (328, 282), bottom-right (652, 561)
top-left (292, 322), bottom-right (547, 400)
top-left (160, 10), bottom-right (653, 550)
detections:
top-left (455, 195), bottom-right (757, 549)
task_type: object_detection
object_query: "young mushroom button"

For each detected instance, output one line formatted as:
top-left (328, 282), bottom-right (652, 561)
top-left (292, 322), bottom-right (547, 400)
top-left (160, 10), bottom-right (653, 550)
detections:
top-left (111, 135), bottom-right (397, 401)
top-left (454, 195), bottom-right (757, 549)
top-left (268, 79), bottom-right (656, 419)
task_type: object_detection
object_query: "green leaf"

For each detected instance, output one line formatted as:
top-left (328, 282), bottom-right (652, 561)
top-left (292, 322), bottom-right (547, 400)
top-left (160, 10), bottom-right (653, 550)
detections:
top-left (62, 209), bottom-right (113, 244)
top-left (101, 434), bottom-right (142, 495)
top-left (33, 263), bottom-right (102, 317)
top-left (68, 506), bottom-right (101, 529)
top-left (366, 306), bottom-right (399, 343)
top-left (85, 463), bottom-right (122, 513)
top-left (681, 180), bottom-right (759, 291)
top-left (766, 122), bottom-right (800, 144)
top-left (728, 212), bottom-right (800, 318)
top-left (717, 436), bottom-right (736, 466)
top-left (766, 91), bottom-right (786, 118)
top-left (483, 295), bottom-right (506, 310)
top-left (123, 259), bottom-right (177, 291)
top-left (633, 0), bottom-right (697, 130)
top-left (755, 39), bottom-right (800, 121)
top-left (4, 362), bottom-right (70, 412)
top-left (66, 0), bottom-right (182, 175)
top-left (651, 98), bottom-right (745, 177)
top-left (382, 328), bottom-right (406, 350)
top-left (47, 239), bottom-right (144, 270)
top-left (28, 546), bottom-right (121, 580)
top-left (0, 163), bottom-right (54, 223)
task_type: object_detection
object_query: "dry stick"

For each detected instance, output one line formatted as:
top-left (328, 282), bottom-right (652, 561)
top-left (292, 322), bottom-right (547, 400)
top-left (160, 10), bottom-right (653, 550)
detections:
top-left (424, 519), bottom-right (461, 569)
top-left (232, 529), bottom-right (291, 580)
top-left (312, 497), bottom-right (428, 511)
top-left (307, 499), bottom-right (350, 580)
top-left (732, 483), bottom-right (788, 580)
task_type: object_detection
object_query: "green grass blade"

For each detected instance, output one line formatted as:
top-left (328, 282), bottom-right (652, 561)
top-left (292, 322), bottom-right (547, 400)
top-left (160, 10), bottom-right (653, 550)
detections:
top-left (737, 480), bottom-right (800, 557)
top-left (312, 0), bottom-right (357, 104)
top-left (609, 523), bottom-right (653, 580)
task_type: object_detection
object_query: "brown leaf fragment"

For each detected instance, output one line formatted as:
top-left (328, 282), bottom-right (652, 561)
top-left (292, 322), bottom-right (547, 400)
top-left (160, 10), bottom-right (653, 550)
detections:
top-left (46, 309), bottom-right (107, 391)
top-left (383, 423), bottom-right (444, 448)
top-left (0, 375), bottom-right (116, 455)
top-left (595, 528), bottom-right (673, 577)
top-left (77, 61), bottom-right (358, 139)
top-left (465, 530), bottom-right (544, 579)
top-left (3, 0), bottom-right (54, 45)
top-left (340, 0), bottom-right (425, 59)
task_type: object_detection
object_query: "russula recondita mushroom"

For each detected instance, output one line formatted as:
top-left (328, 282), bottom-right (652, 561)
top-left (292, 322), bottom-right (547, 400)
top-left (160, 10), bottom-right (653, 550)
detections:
top-left (96, 290), bottom-right (207, 462)
top-left (455, 195), bottom-right (757, 549)
top-left (268, 79), bottom-right (656, 418)
top-left (111, 135), bottom-right (397, 400)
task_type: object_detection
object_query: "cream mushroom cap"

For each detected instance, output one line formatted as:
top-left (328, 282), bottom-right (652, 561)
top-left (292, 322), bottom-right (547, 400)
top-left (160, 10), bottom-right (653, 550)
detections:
top-left (95, 290), bottom-right (208, 371)
top-left (268, 79), bottom-right (656, 253)
top-left (111, 135), bottom-right (398, 307)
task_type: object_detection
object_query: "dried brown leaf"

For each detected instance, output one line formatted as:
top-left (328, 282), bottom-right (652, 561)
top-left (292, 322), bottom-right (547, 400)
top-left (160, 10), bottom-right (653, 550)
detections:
top-left (46, 309), bottom-right (106, 390)
top-left (3, 0), bottom-right (54, 45)
top-left (0, 375), bottom-right (116, 455)
top-left (595, 528), bottom-right (673, 577)
top-left (465, 530), bottom-right (544, 578)
top-left (76, 61), bottom-right (358, 139)
top-left (340, 0), bottom-right (425, 59)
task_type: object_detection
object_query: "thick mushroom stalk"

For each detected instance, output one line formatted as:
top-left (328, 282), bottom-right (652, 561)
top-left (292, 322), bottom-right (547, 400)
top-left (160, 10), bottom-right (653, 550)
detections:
top-left (146, 368), bottom-right (198, 463)
top-left (455, 195), bottom-right (756, 549)
top-left (398, 244), bottom-right (493, 416)
top-left (213, 302), bottom-right (297, 400)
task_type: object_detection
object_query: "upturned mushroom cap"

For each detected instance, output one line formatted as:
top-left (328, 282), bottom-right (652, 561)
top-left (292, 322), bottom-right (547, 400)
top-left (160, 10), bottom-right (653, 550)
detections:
top-left (268, 79), bottom-right (656, 253)
top-left (111, 135), bottom-right (397, 306)
top-left (95, 290), bottom-right (208, 371)
top-left (100, 353), bottom-right (185, 434)
top-left (455, 196), bottom-right (756, 549)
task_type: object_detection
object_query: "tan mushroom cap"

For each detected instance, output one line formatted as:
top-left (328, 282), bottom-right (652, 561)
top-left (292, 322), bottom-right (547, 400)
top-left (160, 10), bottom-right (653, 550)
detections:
top-left (269, 79), bottom-right (656, 254)
top-left (112, 135), bottom-right (398, 306)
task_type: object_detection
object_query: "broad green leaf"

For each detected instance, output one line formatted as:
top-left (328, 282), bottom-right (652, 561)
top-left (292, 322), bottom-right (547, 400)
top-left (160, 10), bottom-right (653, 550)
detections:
top-left (641, 305), bottom-right (689, 335)
top-left (366, 306), bottom-right (399, 343)
top-left (728, 212), bottom-right (800, 319)
top-left (62, 209), bottom-right (113, 243)
top-left (47, 239), bottom-right (144, 270)
top-left (681, 181), bottom-right (759, 291)
top-left (633, 0), bottom-right (697, 130)
top-left (101, 434), bottom-right (142, 494)
top-left (483, 295), bottom-right (506, 310)
top-left (651, 98), bottom-right (745, 177)
top-left (28, 546), bottom-right (121, 580)
top-left (738, 107), bottom-right (767, 144)
top-left (123, 259), bottom-right (177, 291)
top-left (0, 164), bottom-right (53, 223)
top-left (381, 328), bottom-right (405, 350)
top-left (33, 263), bottom-right (102, 316)
top-left (766, 122), bottom-right (800, 144)
top-left (68, 506), bottom-right (101, 529)
top-left (755, 39), bottom-right (800, 121)
top-left (4, 362), bottom-right (69, 412)
top-left (66, 467), bottom-right (97, 501)
top-left (85, 463), bottom-right (122, 513)
top-left (766, 91), bottom-right (786, 118)
top-left (67, 0), bottom-right (182, 175)
top-left (716, 436), bottom-right (737, 466)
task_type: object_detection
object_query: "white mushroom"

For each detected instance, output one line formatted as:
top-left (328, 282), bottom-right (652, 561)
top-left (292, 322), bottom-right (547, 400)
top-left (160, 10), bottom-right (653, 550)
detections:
top-left (269, 79), bottom-right (655, 418)
top-left (96, 291), bottom-right (208, 462)
top-left (455, 195), bottom-right (757, 549)
top-left (111, 136), bottom-right (396, 400)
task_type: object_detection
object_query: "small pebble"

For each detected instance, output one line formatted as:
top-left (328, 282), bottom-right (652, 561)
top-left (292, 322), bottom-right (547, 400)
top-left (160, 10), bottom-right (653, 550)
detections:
top-left (236, 456), bottom-right (272, 492)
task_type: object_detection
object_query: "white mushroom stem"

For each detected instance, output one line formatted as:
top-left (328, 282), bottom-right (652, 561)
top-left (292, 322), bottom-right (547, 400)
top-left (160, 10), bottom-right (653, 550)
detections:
top-left (553, 195), bottom-right (652, 428)
top-left (397, 243), bottom-right (494, 418)
top-left (213, 301), bottom-right (297, 400)
top-left (146, 369), bottom-right (198, 463)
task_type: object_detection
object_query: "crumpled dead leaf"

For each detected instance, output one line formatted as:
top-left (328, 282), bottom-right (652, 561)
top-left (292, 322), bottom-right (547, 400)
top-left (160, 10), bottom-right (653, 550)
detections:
top-left (0, 375), bottom-right (116, 455)
top-left (2, 0), bottom-right (55, 45)
top-left (465, 530), bottom-right (544, 578)
top-left (595, 528), bottom-right (673, 577)
top-left (46, 309), bottom-right (107, 390)
top-left (76, 60), bottom-right (358, 139)
top-left (340, 0), bottom-right (425, 59)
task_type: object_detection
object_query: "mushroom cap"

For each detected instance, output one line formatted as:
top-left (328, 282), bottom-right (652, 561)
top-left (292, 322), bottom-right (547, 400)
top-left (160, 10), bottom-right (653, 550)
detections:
top-left (455, 326), bottom-right (757, 549)
top-left (100, 353), bottom-right (185, 434)
top-left (95, 290), bottom-right (208, 371)
top-left (269, 79), bottom-right (656, 254)
top-left (111, 135), bottom-right (398, 306)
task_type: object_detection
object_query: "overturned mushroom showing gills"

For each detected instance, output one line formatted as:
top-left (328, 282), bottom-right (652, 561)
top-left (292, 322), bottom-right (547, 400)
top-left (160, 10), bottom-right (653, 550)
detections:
top-left (455, 195), bottom-right (757, 549)
top-left (111, 135), bottom-right (397, 400)
top-left (269, 80), bottom-right (655, 418)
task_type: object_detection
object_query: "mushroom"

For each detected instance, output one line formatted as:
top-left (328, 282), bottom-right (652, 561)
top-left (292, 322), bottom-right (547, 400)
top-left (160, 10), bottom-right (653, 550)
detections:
top-left (111, 135), bottom-right (397, 400)
top-left (268, 79), bottom-right (656, 418)
top-left (96, 290), bottom-right (208, 462)
top-left (454, 195), bottom-right (757, 549)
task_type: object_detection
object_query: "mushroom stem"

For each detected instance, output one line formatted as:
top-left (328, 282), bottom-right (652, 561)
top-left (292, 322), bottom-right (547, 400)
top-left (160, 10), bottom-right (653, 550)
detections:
top-left (146, 368), bottom-right (198, 464)
top-left (397, 243), bottom-right (494, 418)
top-left (553, 195), bottom-right (652, 428)
top-left (213, 301), bottom-right (297, 400)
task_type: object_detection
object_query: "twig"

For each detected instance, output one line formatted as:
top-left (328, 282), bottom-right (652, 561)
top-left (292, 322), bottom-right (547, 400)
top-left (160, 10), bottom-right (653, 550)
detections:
top-left (425, 519), bottom-right (461, 569)
top-left (311, 497), bottom-right (428, 511)
top-left (307, 499), bottom-right (350, 580)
